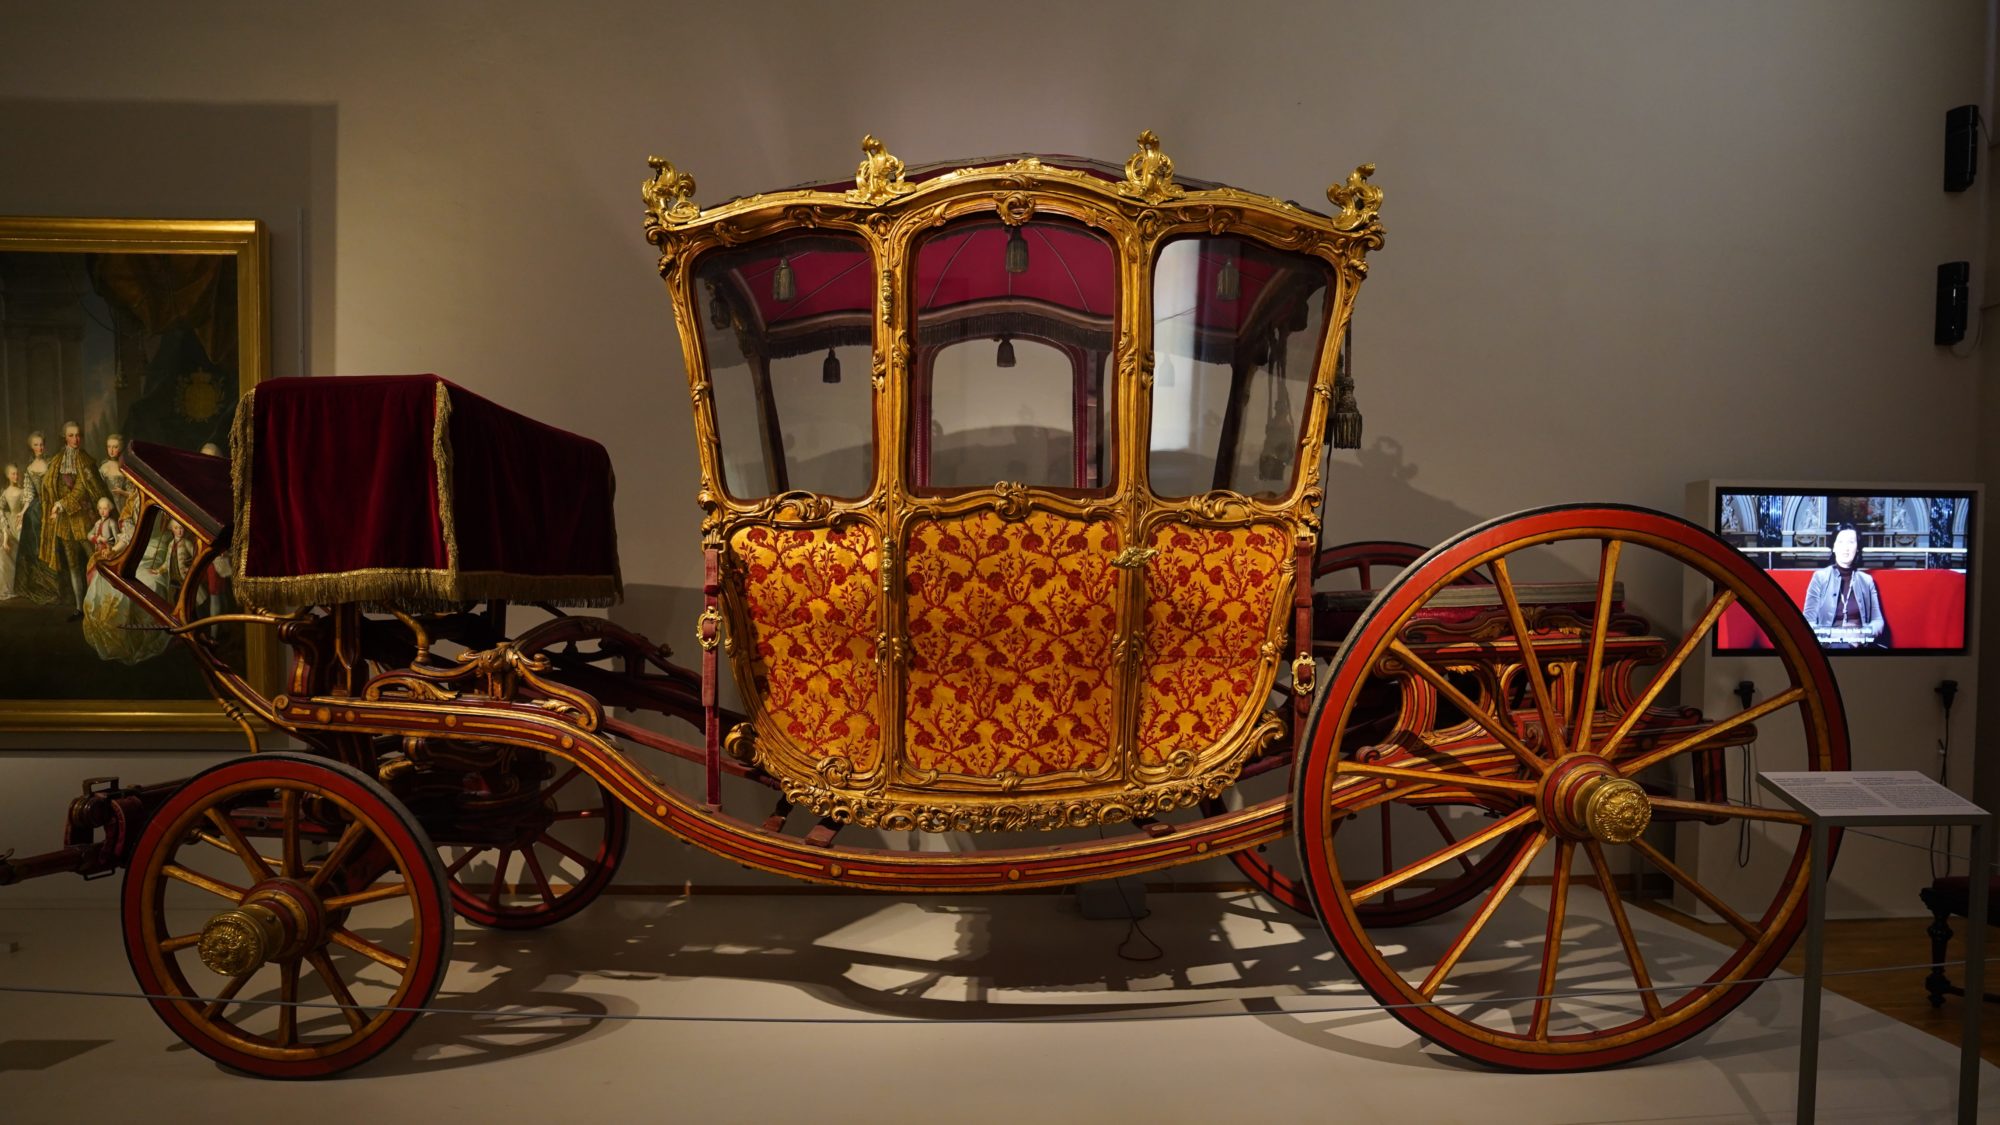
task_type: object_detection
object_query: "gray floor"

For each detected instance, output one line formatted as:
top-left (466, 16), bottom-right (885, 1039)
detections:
top-left (1, 888), bottom-right (1993, 1124)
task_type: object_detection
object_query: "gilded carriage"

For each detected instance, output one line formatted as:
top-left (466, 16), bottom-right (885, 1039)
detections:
top-left (1, 133), bottom-right (1848, 1077)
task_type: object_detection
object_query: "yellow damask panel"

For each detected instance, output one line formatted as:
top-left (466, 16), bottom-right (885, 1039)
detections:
top-left (731, 524), bottom-right (882, 774)
top-left (904, 512), bottom-right (1120, 779)
top-left (1137, 523), bottom-right (1290, 766)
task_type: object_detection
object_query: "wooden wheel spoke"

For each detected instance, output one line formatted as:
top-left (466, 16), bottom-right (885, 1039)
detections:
top-left (1572, 539), bottom-right (1621, 752)
top-left (1585, 841), bottom-right (1663, 1018)
top-left (205, 807), bottom-right (275, 883)
top-left (323, 882), bottom-right (415, 910)
top-left (489, 848), bottom-right (515, 905)
top-left (195, 833), bottom-right (283, 874)
top-left (1490, 557), bottom-right (1567, 757)
top-left (1596, 590), bottom-right (1736, 761)
top-left (276, 959), bottom-right (299, 1047)
top-left (1618, 687), bottom-right (1805, 777)
top-left (1648, 796), bottom-right (1809, 826)
top-left (1423, 808), bottom-right (1479, 874)
top-left (308, 950), bottom-right (369, 1033)
top-left (521, 847), bottom-right (558, 907)
top-left (329, 928), bottom-right (411, 974)
top-left (1388, 640), bottom-right (1547, 773)
top-left (445, 846), bottom-right (488, 876)
top-left (537, 833), bottom-right (592, 869)
top-left (1418, 832), bottom-right (1551, 998)
top-left (545, 765), bottom-right (584, 799)
top-left (1628, 837), bottom-right (1763, 942)
top-left (1338, 760), bottom-right (1536, 796)
top-left (281, 790), bottom-right (303, 879)
top-left (307, 820), bottom-right (369, 891)
top-left (1531, 841), bottom-right (1575, 1039)
top-left (164, 863), bottom-right (246, 903)
top-left (550, 809), bottom-right (601, 822)
top-left (1352, 807), bottom-right (1536, 904)
top-left (200, 969), bottom-right (251, 1020)
top-left (160, 932), bottom-right (204, 954)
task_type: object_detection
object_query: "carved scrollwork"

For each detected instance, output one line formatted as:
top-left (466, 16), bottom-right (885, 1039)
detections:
top-left (642, 156), bottom-right (700, 229)
top-left (1118, 130), bottom-right (1183, 203)
top-left (1328, 164), bottom-right (1383, 233)
top-left (992, 481), bottom-right (1032, 520)
top-left (777, 764), bottom-right (1241, 833)
top-left (363, 674), bottom-right (462, 704)
top-left (725, 722), bottom-right (758, 765)
top-left (1187, 490), bottom-right (1256, 523)
top-left (996, 191), bottom-right (1036, 226)
top-left (847, 135), bottom-right (915, 205)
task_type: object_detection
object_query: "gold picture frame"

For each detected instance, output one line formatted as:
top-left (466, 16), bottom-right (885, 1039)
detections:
top-left (0, 217), bottom-right (277, 732)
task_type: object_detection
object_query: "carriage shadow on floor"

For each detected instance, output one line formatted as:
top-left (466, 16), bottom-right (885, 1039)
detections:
top-left (364, 886), bottom-right (1795, 1078)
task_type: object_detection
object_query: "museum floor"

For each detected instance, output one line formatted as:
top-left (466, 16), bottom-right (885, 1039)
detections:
top-left (2, 889), bottom-right (1994, 1124)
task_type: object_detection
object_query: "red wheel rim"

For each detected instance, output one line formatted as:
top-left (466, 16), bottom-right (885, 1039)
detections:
top-left (1294, 505), bottom-right (1847, 1070)
top-left (122, 753), bottom-right (453, 1079)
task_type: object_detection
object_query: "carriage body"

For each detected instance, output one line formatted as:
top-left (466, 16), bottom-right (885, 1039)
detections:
top-left (643, 137), bottom-right (1381, 833)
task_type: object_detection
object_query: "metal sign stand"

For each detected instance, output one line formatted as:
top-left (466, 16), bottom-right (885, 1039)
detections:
top-left (1759, 770), bottom-right (1990, 1125)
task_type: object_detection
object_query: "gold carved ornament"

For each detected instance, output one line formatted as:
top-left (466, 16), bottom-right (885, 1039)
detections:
top-left (847, 135), bottom-right (915, 205)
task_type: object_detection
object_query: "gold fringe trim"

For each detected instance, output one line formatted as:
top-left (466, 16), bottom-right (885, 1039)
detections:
top-left (432, 380), bottom-right (459, 570)
top-left (229, 385), bottom-right (258, 584)
top-left (236, 566), bottom-right (621, 612)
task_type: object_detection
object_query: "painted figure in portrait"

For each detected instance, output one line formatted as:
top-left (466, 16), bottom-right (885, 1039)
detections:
top-left (0, 462), bottom-right (24, 598)
top-left (0, 243), bottom-right (249, 707)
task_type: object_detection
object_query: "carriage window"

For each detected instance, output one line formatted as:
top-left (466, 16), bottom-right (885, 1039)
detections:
top-left (910, 216), bottom-right (1115, 491)
top-left (1149, 236), bottom-right (1332, 499)
top-left (693, 231), bottom-right (875, 500)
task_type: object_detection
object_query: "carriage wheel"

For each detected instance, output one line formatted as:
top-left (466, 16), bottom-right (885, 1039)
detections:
top-left (1294, 505), bottom-right (1847, 1070)
top-left (1217, 540), bottom-right (1504, 922)
top-left (440, 753), bottom-right (629, 930)
top-left (122, 752), bottom-right (453, 1078)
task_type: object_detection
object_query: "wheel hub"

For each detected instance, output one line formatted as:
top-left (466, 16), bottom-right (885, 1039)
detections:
top-left (1540, 756), bottom-right (1651, 844)
top-left (196, 878), bottom-right (327, 977)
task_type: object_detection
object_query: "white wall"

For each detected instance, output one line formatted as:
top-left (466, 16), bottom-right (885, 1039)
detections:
top-left (0, 2), bottom-right (1989, 906)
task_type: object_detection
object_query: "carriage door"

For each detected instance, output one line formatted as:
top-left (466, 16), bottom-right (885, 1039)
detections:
top-left (898, 215), bottom-right (1127, 789)
top-left (1139, 235), bottom-right (1334, 777)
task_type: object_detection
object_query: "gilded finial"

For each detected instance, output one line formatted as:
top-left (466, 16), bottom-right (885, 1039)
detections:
top-left (643, 156), bottom-right (701, 228)
top-left (847, 134), bottom-right (914, 205)
top-left (1119, 129), bottom-right (1182, 202)
top-left (1327, 164), bottom-right (1383, 232)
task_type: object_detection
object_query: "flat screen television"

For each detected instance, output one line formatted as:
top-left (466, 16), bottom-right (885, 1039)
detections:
top-left (1710, 485), bottom-right (1975, 655)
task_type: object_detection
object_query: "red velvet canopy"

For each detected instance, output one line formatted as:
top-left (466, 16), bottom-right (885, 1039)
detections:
top-left (230, 374), bottom-right (622, 610)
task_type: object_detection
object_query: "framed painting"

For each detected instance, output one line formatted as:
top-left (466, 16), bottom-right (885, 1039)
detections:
top-left (0, 217), bottom-right (276, 732)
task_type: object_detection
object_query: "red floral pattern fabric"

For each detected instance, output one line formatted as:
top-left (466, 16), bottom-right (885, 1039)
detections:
top-left (1137, 523), bottom-right (1289, 765)
top-left (903, 511), bottom-right (1120, 779)
top-left (732, 524), bottom-right (882, 773)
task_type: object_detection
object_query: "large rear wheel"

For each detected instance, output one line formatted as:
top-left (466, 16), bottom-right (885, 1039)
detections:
top-left (1294, 505), bottom-right (1847, 1070)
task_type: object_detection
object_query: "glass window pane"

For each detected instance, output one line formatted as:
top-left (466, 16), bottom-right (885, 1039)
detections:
top-left (693, 232), bottom-right (874, 499)
top-left (1149, 236), bottom-right (1332, 499)
top-left (911, 217), bottom-right (1116, 492)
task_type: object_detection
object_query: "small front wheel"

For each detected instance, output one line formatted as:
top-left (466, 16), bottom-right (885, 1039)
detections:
top-left (122, 752), bottom-right (454, 1078)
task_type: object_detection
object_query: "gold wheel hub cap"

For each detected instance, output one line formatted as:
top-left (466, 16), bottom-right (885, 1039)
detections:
top-left (1581, 776), bottom-right (1652, 844)
top-left (197, 902), bottom-right (285, 977)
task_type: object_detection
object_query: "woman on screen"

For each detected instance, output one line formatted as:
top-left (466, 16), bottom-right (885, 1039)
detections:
top-left (1801, 526), bottom-right (1885, 648)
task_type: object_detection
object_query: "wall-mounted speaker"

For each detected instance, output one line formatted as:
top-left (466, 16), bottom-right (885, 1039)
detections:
top-left (1937, 261), bottom-right (1970, 345)
top-left (1946, 105), bottom-right (1980, 192)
